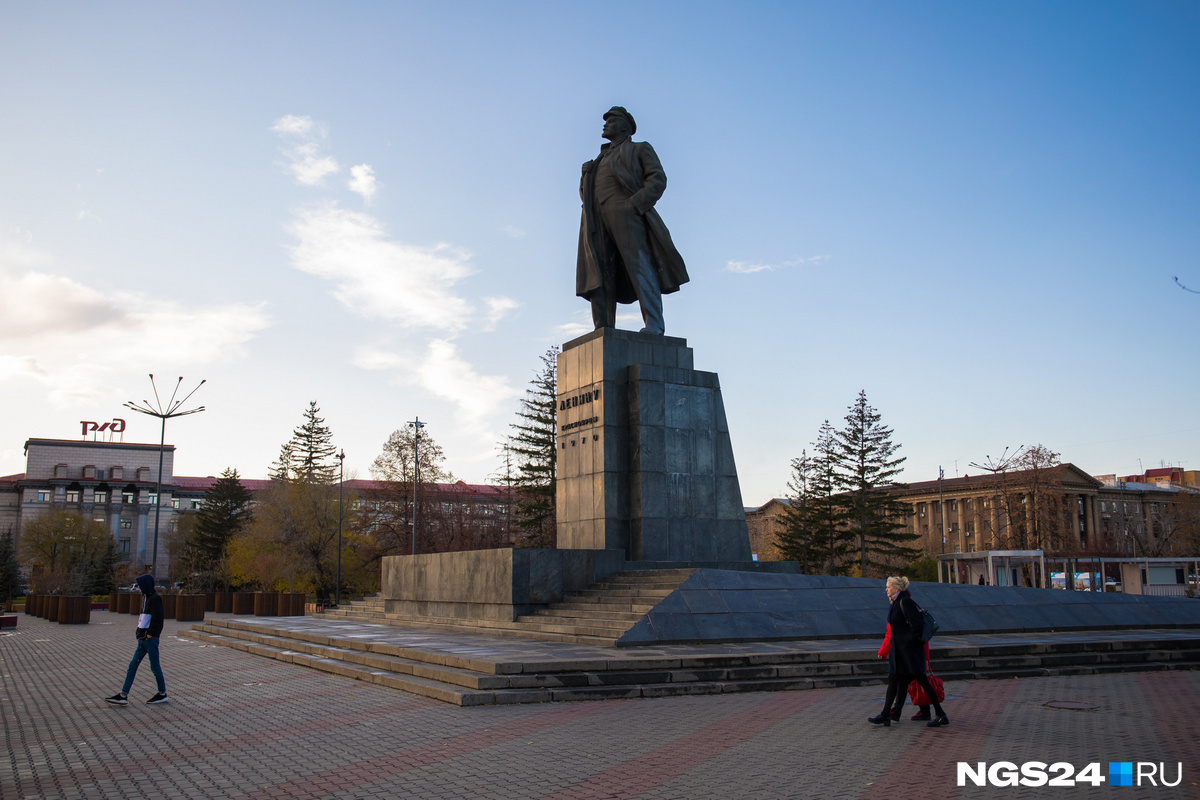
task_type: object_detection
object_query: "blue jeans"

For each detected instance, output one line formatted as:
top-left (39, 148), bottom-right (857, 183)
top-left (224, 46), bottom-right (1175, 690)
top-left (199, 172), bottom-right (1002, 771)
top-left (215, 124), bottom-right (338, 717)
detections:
top-left (122, 637), bottom-right (166, 695)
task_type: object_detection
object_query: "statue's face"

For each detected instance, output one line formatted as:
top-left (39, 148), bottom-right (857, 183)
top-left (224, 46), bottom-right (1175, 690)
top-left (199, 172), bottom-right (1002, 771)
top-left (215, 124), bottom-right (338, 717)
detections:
top-left (602, 115), bottom-right (629, 140)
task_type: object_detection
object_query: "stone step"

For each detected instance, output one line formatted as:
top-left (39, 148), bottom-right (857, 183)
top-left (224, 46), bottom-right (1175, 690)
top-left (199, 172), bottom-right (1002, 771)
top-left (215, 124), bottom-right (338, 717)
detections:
top-left (529, 607), bottom-right (646, 622)
top-left (186, 618), bottom-right (1200, 706)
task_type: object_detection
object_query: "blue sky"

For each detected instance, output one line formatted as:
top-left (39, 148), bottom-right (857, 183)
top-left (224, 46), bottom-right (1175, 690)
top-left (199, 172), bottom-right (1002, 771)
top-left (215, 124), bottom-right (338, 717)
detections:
top-left (1, 2), bottom-right (1197, 504)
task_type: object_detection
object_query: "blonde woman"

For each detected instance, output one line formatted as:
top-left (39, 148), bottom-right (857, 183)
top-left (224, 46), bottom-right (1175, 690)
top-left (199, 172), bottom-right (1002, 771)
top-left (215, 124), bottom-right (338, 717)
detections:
top-left (867, 576), bottom-right (948, 728)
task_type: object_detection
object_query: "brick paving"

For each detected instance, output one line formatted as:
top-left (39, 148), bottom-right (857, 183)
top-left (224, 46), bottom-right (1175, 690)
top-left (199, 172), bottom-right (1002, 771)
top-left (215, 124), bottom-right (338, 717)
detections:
top-left (3, 611), bottom-right (1199, 799)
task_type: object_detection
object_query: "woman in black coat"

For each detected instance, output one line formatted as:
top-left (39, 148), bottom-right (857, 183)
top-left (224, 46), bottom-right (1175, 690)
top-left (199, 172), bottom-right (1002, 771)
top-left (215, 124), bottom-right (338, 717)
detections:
top-left (868, 576), bottom-right (949, 728)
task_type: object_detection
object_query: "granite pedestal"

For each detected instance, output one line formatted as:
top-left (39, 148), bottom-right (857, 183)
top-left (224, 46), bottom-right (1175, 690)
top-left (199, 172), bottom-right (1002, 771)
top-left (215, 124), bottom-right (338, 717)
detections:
top-left (556, 328), bottom-right (752, 562)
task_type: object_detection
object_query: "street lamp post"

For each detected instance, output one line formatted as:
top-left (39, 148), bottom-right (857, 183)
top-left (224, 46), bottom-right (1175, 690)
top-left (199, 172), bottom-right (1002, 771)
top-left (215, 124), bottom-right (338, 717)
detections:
top-left (336, 449), bottom-right (344, 607)
top-left (124, 375), bottom-right (206, 579)
top-left (407, 417), bottom-right (424, 556)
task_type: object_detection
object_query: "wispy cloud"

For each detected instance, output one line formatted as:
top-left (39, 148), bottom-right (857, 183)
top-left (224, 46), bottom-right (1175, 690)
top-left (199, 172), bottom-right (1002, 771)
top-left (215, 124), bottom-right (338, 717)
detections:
top-left (483, 297), bottom-right (518, 329)
top-left (287, 205), bottom-right (473, 329)
top-left (348, 164), bottom-right (377, 202)
top-left (500, 225), bottom-right (526, 239)
top-left (725, 255), bottom-right (829, 274)
top-left (352, 339), bottom-right (520, 431)
top-left (272, 115), bottom-right (340, 186)
top-left (0, 232), bottom-right (271, 405)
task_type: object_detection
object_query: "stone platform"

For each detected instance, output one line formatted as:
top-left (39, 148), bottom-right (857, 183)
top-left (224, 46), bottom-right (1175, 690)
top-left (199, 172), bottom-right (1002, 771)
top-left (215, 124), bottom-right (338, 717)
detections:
top-left (182, 614), bottom-right (1200, 706)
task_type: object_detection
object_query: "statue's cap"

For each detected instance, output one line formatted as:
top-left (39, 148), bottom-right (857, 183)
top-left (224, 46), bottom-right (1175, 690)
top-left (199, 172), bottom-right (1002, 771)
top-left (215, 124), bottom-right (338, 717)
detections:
top-left (603, 106), bottom-right (636, 135)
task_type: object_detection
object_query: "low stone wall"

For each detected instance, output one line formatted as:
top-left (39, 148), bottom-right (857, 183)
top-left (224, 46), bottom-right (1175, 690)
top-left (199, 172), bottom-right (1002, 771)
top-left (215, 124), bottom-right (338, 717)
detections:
top-left (381, 548), bottom-right (626, 621)
top-left (616, 569), bottom-right (1200, 646)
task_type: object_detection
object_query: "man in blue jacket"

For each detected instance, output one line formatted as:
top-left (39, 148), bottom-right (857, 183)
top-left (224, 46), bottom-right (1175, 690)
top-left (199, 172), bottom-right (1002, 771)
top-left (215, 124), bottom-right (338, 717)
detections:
top-left (105, 573), bottom-right (168, 705)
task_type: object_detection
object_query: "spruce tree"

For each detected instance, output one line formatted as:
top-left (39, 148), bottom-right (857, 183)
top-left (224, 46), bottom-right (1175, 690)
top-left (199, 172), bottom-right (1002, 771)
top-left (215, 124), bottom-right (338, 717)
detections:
top-left (836, 390), bottom-right (920, 577)
top-left (507, 347), bottom-right (559, 547)
top-left (810, 420), bottom-right (854, 574)
top-left (774, 450), bottom-right (822, 573)
top-left (84, 537), bottom-right (119, 596)
top-left (191, 468), bottom-right (254, 584)
top-left (286, 402), bottom-right (338, 484)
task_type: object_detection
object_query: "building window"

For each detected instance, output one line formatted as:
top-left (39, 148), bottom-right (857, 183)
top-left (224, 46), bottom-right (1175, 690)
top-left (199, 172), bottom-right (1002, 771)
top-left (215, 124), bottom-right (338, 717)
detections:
top-left (37, 491), bottom-right (51, 502)
top-left (192, 500), bottom-right (201, 510)
top-left (94, 491), bottom-right (109, 504)
top-left (122, 490), bottom-right (135, 504)
top-left (147, 493), bottom-right (158, 505)
top-left (66, 490), bottom-right (81, 503)
top-left (168, 520), bottom-right (177, 532)
top-left (171, 499), bottom-right (180, 509)
top-left (119, 538), bottom-right (130, 554)
top-left (120, 519), bottom-right (133, 530)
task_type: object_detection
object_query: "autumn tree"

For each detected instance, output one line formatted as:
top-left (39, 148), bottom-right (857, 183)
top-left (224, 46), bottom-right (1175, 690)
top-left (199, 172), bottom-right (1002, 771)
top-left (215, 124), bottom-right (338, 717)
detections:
top-left (361, 425), bottom-right (453, 560)
top-left (836, 391), bottom-right (919, 577)
top-left (228, 403), bottom-right (344, 597)
top-left (505, 347), bottom-right (559, 548)
top-left (18, 511), bottom-right (111, 594)
top-left (0, 528), bottom-right (22, 606)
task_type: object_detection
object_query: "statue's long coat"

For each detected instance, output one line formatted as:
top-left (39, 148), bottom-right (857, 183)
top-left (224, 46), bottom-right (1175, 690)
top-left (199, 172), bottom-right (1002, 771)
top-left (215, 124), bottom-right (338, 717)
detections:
top-left (577, 139), bottom-right (689, 304)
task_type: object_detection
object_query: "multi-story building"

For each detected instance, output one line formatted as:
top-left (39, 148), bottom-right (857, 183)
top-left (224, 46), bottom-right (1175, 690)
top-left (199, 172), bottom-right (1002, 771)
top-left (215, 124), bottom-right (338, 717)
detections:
top-left (1, 437), bottom-right (521, 577)
top-left (743, 464), bottom-right (1199, 562)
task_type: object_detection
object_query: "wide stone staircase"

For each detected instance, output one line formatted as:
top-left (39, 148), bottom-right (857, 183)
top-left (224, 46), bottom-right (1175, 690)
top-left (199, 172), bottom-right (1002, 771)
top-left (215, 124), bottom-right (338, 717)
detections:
top-left (179, 617), bottom-right (1200, 707)
top-left (318, 569), bottom-right (695, 645)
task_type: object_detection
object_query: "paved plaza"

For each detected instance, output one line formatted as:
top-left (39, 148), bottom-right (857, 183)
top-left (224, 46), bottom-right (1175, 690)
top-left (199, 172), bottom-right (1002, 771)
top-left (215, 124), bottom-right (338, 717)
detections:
top-left (4, 611), bottom-right (1199, 800)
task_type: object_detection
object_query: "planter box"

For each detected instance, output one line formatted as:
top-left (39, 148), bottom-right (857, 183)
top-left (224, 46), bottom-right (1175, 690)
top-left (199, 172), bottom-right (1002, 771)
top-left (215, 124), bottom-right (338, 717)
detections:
top-left (43, 596), bottom-right (60, 621)
top-left (253, 592), bottom-right (279, 616)
top-left (129, 595), bottom-right (143, 615)
top-left (285, 593), bottom-right (306, 616)
top-left (25, 595), bottom-right (37, 616)
top-left (175, 595), bottom-right (205, 621)
top-left (204, 592), bottom-right (216, 612)
top-left (161, 594), bottom-right (177, 619)
top-left (0, 614), bottom-right (15, 629)
top-left (215, 592), bottom-right (233, 613)
top-left (109, 592), bottom-right (120, 611)
top-left (57, 596), bottom-right (91, 624)
top-left (232, 593), bottom-right (254, 614)
top-left (90, 602), bottom-right (108, 610)
top-left (115, 593), bottom-right (131, 613)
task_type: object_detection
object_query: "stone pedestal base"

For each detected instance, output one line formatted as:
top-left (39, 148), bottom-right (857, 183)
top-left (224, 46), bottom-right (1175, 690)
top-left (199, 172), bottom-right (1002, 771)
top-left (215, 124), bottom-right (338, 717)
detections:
top-left (556, 329), bottom-right (751, 562)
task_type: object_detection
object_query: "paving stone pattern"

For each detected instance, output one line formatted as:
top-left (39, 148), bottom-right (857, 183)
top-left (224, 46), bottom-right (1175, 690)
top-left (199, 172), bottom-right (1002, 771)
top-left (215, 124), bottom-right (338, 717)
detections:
top-left (4, 612), bottom-right (1199, 799)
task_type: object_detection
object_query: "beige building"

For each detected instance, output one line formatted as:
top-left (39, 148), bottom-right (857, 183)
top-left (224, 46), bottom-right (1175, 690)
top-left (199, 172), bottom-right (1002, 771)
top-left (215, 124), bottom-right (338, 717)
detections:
top-left (0, 438), bottom-right (212, 572)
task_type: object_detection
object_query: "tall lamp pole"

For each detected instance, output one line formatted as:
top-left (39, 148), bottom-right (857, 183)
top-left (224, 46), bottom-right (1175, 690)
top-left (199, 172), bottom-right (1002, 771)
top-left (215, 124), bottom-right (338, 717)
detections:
top-left (124, 375), bottom-right (206, 579)
top-left (407, 417), bottom-right (424, 556)
top-left (336, 449), bottom-right (344, 607)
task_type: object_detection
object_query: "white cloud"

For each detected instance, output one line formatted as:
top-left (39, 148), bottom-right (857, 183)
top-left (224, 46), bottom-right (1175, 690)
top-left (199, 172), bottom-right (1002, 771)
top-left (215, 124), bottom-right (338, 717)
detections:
top-left (287, 205), bottom-right (473, 330)
top-left (0, 233), bottom-right (271, 406)
top-left (272, 115), bottom-right (340, 186)
top-left (353, 339), bottom-right (520, 432)
top-left (501, 225), bottom-right (526, 239)
top-left (483, 297), bottom-right (518, 329)
top-left (348, 164), bottom-right (377, 202)
top-left (271, 115), bottom-right (315, 136)
top-left (725, 255), bottom-right (829, 274)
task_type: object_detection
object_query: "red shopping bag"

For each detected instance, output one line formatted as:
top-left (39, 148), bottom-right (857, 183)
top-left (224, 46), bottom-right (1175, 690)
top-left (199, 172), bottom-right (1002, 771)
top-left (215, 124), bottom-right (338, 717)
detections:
top-left (909, 672), bottom-right (945, 705)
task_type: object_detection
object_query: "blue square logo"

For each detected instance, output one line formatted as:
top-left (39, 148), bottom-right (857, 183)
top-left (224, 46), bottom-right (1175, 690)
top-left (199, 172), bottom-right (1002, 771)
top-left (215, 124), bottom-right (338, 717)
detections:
top-left (1109, 762), bottom-right (1133, 787)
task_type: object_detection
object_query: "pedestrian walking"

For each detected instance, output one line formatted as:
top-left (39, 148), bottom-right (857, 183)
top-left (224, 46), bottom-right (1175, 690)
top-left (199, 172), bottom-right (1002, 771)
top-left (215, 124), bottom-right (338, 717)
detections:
top-left (868, 576), bottom-right (948, 728)
top-left (104, 573), bottom-right (169, 705)
top-left (877, 622), bottom-right (937, 720)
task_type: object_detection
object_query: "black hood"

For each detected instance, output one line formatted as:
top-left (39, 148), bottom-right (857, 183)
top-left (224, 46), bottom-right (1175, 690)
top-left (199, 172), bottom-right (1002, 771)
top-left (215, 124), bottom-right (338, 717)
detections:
top-left (136, 574), bottom-right (156, 594)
